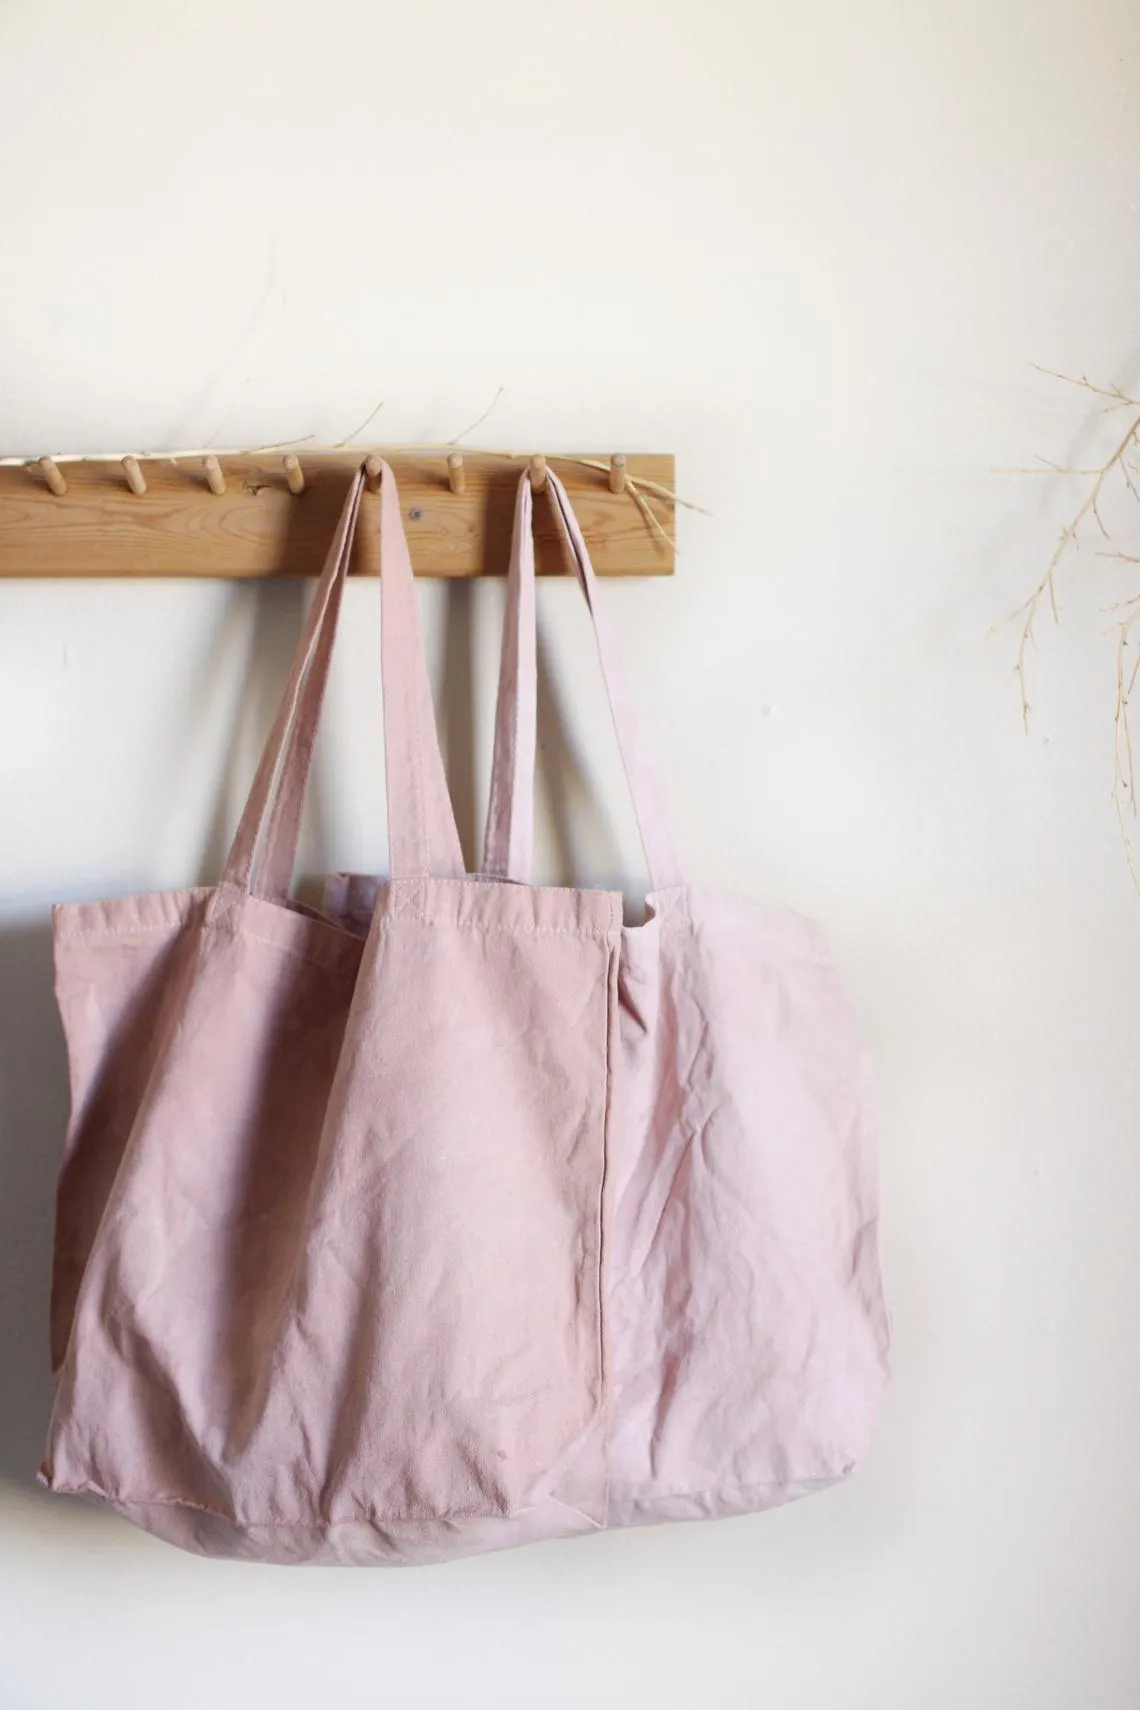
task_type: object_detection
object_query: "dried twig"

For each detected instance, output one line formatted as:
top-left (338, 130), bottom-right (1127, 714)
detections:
top-left (1114, 605), bottom-right (1140, 891)
top-left (1015, 362), bottom-right (1140, 886)
top-left (447, 387), bottom-right (505, 445)
top-left (335, 398), bottom-right (386, 447)
top-left (1029, 363), bottom-right (1140, 409)
top-left (626, 479), bottom-right (676, 550)
top-left (1009, 406), bottom-right (1140, 729)
top-left (574, 456), bottom-right (710, 515)
top-left (992, 463), bottom-right (1107, 476)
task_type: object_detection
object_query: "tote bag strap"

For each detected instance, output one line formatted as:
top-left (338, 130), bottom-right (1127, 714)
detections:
top-left (217, 462), bottom-right (464, 903)
top-left (482, 475), bottom-right (538, 886)
top-left (482, 468), bottom-right (683, 893)
top-left (375, 459), bottom-right (467, 881)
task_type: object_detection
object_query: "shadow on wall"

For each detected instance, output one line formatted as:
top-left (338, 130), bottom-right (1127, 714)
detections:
top-left (0, 920), bottom-right (69, 1492)
top-left (438, 580), bottom-right (481, 866)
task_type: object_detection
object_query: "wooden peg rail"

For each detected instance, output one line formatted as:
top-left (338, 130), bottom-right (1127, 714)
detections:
top-left (0, 452), bottom-right (675, 579)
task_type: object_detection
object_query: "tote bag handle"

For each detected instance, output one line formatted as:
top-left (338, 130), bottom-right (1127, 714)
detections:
top-left (216, 462), bottom-right (465, 905)
top-left (482, 469), bottom-right (683, 893)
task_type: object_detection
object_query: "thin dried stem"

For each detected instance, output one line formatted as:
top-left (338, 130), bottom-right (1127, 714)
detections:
top-left (1114, 793), bottom-right (1140, 896)
top-left (447, 387), bottom-right (505, 445)
top-left (1029, 363), bottom-right (1140, 409)
top-left (1115, 611), bottom-right (1139, 818)
top-left (1007, 408), bottom-right (1140, 729)
top-left (626, 478), bottom-right (676, 550)
top-left (335, 399), bottom-right (386, 447)
top-left (1106, 555), bottom-right (1140, 886)
top-left (992, 464), bottom-right (1107, 476)
top-left (1009, 362), bottom-right (1140, 885)
top-left (574, 457), bottom-right (710, 514)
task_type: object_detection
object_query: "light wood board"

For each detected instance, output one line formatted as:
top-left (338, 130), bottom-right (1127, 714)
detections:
top-left (0, 453), bottom-right (675, 578)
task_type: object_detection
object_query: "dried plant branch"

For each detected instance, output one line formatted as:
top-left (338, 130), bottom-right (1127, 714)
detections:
top-left (447, 387), bottom-right (505, 445)
top-left (1116, 610), bottom-right (1139, 817)
top-left (1113, 793), bottom-right (1140, 894)
top-left (992, 462), bottom-right (1108, 476)
top-left (335, 398), bottom-right (386, 447)
top-left (1113, 602), bottom-right (1140, 888)
top-left (574, 457), bottom-right (710, 515)
top-left (613, 478), bottom-right (675, 551)
top-left (1016, 361), bottom-right (1140, 887)
top-left (1008, 406), bottom-right (1140, 729)
top-left (1030, 363), bottom-right (1140, 409)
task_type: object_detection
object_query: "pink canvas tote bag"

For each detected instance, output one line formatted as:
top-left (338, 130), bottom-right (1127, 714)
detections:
top-left (42, 463), bottom-right (890, 1566)
top-left (43, 465), bottom-right (621, 1564)
top-left (487, 474), bottom-right (891, 1526)
top-left (325, 470), bottom-right (891, 1535)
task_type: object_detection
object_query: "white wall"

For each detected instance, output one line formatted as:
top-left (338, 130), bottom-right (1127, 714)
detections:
top-left (2, 2), bottom-right (1140, 1704)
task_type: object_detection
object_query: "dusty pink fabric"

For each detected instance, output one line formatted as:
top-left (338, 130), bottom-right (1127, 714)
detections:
top-left (41, 465), bottom-right (889, 1565)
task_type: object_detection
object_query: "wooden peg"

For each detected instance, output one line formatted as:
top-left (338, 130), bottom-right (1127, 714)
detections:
top-left (38, 457), bottom-right (67, 497)
top-left (446, 452), bottom-right (466, 495)
top-left (283, 455), bottom-right (305, 495)
top-left (122, 456), bottom-right (147, 496)
top-left (608, 454), bottom-right (628, 494)
top-left (364, 455), bottom-right (383, 493)
top-left (529, 455), bottom-right (547, 494)
top-left (203, 456), bottom-right (226, 496)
